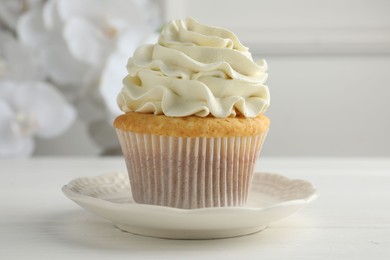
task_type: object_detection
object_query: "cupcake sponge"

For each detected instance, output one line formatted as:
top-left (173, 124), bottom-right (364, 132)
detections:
top-left (114, 112), bottom-right (270, 137)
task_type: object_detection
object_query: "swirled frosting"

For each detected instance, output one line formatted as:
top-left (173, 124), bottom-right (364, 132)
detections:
top-left (117, 18), bottom-right (270, 118)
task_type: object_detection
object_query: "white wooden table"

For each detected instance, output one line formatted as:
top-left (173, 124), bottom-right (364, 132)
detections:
top-left (1, 157), bottom-right (389, 259)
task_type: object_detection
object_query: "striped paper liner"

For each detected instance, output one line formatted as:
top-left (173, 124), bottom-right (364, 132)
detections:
top-left (116, 130), bottom-right (267, 209)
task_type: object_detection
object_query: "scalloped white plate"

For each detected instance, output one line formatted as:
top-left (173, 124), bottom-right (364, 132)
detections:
top-left (62, 172), bottom-right (317, 239)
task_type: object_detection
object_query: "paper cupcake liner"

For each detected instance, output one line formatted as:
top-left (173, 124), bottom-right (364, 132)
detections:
top-left (116, 130), bottom-right (267, 209)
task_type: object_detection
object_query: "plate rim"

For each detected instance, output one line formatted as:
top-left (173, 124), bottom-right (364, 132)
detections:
top-left (62, 171), bottom-right (318, 213)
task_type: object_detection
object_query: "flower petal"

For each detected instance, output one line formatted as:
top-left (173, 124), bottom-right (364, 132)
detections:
top-left (63, 17), bottom-right (113, 65)
top-left (0, 99), bottom-right (34, 158)
top-left (39, 41), bottom-right (90, 87)
top-left (0, 30), bottom-right (44, 81)
top-left (0, 0), bottom-right (45, 31)
top-left (99, 51), bottom-right (127, 115)
top-left (0, 0), bottom-right (21, 30)
top-left (0, 80), bottom-right (15, 98)
top-left (10, 82), bottom-right (76, 138)
top-left (116, 29), bottom-right (144, 55)
top-left (132, 0), bottom-right (162, 29)
top-left (57, 0), bottom-right (106, 20)
top-left (43, 0), bottom-right (63, 30)
top-left (57, 0), bottom-right (142, 21)
top-left (17, 8), bottom-right (50, 49)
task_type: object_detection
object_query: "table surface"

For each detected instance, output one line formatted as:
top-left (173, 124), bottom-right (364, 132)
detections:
top-left (1, 157), bottom-right (389, 259)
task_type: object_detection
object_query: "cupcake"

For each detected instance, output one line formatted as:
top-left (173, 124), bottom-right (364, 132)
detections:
top-left (114, 18), bottom-right (270, 209)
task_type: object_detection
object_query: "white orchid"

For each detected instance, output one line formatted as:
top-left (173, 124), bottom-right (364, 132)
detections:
top-left (16, 4), bottom-right (92, 91)
top-left (0, 0), bottom-right (44, 31)
top-left (0, 81), bottom-right (76, 157)
top-left (0, 30), bottom-right (75, 157)
top-left (1, 0), bottom-right (161, 156)
top-left (0, 31), bottom-right (44, 81)
top-left (17, 0), bottom-right (160, 100)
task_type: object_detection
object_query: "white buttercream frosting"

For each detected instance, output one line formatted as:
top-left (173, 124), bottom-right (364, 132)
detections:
top-left (117, 18), bottom-right (270, 118)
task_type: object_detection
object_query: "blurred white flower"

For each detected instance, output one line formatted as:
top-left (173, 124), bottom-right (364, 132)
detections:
top-left (0, 0), bottom-right (44, 31)
top-left (0, 29), bottom-right (76, 157)
top-left (0, 81), bottom-right (76, 157)
top-left (16, 5), bottom-right (91, 90)
top-left (2, 0), bottom-right (162, 155)
top-left (17, 0), bottom-right (159, 87)
top-left (58, 0), bottom-right (159, 64)
top-left (0, 30), bottom-right (44, 81)
top-left (17, 0), bottom-right (161, 115)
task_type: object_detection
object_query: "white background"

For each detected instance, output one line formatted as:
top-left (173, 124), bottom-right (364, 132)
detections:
top-left (35, 0), bottom-right (390, 157)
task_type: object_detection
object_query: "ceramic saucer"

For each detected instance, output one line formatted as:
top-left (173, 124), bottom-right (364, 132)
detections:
top-left (62, 172), bottom-right (317, 239)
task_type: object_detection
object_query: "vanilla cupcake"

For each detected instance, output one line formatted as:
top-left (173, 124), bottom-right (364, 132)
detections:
top-left (114, 18), bottom-right (270, 209)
